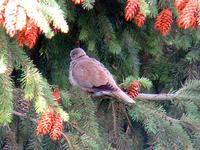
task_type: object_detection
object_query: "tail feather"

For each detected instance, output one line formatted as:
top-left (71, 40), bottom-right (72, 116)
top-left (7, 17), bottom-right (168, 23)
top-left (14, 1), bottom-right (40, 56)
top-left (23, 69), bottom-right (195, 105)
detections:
top-left (113, 89), bottom-right (135, 104)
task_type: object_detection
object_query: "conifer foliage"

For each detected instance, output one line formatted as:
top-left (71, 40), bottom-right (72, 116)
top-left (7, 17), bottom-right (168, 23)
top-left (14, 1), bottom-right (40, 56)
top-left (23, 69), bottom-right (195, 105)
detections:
top-left (1, 0), bottom-right (200, 149)
top-left (0, 0), bottom-right (69, 48)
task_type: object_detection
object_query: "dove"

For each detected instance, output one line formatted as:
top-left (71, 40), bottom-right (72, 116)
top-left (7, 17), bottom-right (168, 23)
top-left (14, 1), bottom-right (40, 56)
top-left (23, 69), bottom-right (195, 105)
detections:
top-left (69, 48), bottom-right (135, 104)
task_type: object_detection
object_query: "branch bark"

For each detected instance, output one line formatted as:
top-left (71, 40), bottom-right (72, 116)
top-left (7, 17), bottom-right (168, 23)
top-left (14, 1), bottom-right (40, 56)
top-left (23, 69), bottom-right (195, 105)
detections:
top-left (91, 91), bottom-right (176, 102)
top-left (136, 93), bottom-right (175, 101)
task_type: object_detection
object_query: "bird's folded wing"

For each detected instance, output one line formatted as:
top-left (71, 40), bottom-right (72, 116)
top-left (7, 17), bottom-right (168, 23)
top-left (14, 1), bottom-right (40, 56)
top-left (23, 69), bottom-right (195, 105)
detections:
top-left (72, 58), bottom-right (112, 89)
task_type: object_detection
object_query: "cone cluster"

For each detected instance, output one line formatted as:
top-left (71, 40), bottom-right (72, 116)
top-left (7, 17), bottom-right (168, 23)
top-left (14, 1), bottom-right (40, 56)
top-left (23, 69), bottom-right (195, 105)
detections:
top-left (124, 0), bottom-right (200, 36)
top-left (36, 89), bottom-right (64, 141)
top-left (0, 0), bottom-right (62, 49)
top-left (0, 0), bottom-right (39, 48)
top-left (125, 0), bottom-right (146, 27)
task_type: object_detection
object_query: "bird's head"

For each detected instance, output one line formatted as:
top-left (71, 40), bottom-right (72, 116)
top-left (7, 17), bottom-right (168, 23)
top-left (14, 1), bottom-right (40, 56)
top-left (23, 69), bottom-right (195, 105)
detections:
top-left (70, 48), bottom-right (87, 60)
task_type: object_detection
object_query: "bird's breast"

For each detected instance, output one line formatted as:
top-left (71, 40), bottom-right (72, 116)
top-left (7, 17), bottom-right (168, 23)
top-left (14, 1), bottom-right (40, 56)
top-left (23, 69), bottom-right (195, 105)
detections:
top-left (69, 62), bottom-right (79, 87)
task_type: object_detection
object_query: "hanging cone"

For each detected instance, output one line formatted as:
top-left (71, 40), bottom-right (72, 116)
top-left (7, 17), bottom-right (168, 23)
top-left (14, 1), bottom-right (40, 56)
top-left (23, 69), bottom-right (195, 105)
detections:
top-left (125, 0), bottom-right (140, 21)
top-left (17, 18), bottom-right (40, 49)
top-left (127, 80), bottom-right (140, 98)
top-left (36, 106), bottom-right (55, 136)
top-left (53, 88), bottom-right (61, 104)
top-left (177, 0), bottom-right (198, 29)
top-left (49, 115), bottom-right (64, 141)
top-left (174, 0), bottom-right (189, 12)
top-left (135, 11), bottom-right (146, 27)
top-left (154, 8), bottom-right (173, 36)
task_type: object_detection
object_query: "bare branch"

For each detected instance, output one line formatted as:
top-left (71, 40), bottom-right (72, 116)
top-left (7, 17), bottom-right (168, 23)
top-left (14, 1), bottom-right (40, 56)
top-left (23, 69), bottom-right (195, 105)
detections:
top-left (61, 132), bottom-right (76, 150)
top-left (91, 91), bottom-right (175, 102)
top-left (136, 93), bottom-right (175, 101)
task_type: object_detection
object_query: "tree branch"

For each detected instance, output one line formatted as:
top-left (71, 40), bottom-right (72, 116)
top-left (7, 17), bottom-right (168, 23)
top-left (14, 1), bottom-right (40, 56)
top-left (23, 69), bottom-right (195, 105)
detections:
top-left (136, 93), bottom-right (175, 101)
top-left (91, 91), bottom-right (176, 102)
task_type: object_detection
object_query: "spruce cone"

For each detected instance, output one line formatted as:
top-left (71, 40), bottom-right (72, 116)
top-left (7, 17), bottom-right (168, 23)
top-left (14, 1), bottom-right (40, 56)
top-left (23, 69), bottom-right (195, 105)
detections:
top-left (36, 107), bottom-right (55, 136)
top-left (16, 98), bottom-right (31, 116)
top-left (154, 8), bottom-right (173, 36)
top-left (53, 88), bottom-right (61, 104)
top-left (135, 11), bottom-right (146, 27)
top-left (127, 80), bottom-right (140, 98)
top-left (177, 0), bottom-right (198, 29)
top-left (49, 115), bottom-right (63, 141)
top-left (125, 0), bottom-right (140, 21)
top-left (17, 19), bottom-right (40, 49)
top-left (71, 0), bottom-right (84, 5)
top-left (174, 0), bottom-right (189, 12)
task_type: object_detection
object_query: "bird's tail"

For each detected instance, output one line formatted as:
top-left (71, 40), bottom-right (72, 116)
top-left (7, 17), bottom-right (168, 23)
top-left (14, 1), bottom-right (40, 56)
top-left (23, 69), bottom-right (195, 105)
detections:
top-left (112, 89), bottom-right (135, 105)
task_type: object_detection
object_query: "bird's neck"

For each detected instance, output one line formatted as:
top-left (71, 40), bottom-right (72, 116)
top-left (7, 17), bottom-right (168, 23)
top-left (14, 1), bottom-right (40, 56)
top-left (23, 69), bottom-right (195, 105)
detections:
top-left (75, 55), bottom-right (89, 60)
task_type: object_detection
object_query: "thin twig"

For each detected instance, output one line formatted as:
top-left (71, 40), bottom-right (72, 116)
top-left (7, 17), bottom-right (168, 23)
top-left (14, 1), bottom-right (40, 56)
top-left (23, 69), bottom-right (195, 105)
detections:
top-left (124, 109), bottom-right (135, 133)
top-left (13, 110), bottom-right (37, 122)
top-left (68, 122), bottom-right (85, 135)
top-left (61, 132), bottom-right (76, 150)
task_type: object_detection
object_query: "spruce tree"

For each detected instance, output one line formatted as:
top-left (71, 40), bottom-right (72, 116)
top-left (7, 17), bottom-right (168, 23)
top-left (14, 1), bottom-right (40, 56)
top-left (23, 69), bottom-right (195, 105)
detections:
top-left (0, 0), bottom-right (200, 149)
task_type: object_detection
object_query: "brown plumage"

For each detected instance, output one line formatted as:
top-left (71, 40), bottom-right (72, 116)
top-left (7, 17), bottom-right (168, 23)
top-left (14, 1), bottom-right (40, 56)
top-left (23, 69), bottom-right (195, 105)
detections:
top-left (69, 48), bottom-right (135, 104)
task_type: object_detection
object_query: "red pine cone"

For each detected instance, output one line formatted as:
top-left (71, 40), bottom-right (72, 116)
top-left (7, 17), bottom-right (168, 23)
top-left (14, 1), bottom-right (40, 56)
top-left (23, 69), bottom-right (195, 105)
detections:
top-left (125, 0), bottom-right (140, 21)
top-left (53, 88), bottom-right (61, 104)
top-left (49, 115), bottom-right (64, 141)
top-left (17, 19), bottom-right (40, 49)
top-left (36, 107), bottom-right (55, 136)
top-left (3, 0), bottom-right (17, 38)
top-left (177, 0), bottom-right (198, 29)
top-left (135, 11), bottom-right (146, 27)
top-left (127, 80), bottom-right (140, 98)
top-left (71, 0), bottom-right (84, 5)
top-left (154, 8), bottom-right (173, 36)
top-left (174, 0), bottom-right (189, 12)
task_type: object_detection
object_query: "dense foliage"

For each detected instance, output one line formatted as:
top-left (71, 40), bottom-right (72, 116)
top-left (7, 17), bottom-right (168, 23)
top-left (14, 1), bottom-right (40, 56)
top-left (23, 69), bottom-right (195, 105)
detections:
top-left (0, 0), bottom-right (200, 149)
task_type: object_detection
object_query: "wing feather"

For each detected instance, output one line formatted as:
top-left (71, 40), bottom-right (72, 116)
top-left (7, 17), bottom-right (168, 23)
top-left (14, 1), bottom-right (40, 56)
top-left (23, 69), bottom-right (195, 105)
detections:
top-left (72, 58), bottom-right (114, 89)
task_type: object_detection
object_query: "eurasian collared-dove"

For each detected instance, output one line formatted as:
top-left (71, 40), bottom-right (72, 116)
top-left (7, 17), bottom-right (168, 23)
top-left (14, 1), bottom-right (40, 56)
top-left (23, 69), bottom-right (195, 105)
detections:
top-left (69, 48), bottom-right (135, 104)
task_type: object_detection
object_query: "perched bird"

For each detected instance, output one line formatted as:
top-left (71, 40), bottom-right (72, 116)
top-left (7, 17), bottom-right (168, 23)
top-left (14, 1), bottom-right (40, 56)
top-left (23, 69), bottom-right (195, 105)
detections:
top-left (69, 48), bottom-right (135, 104)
